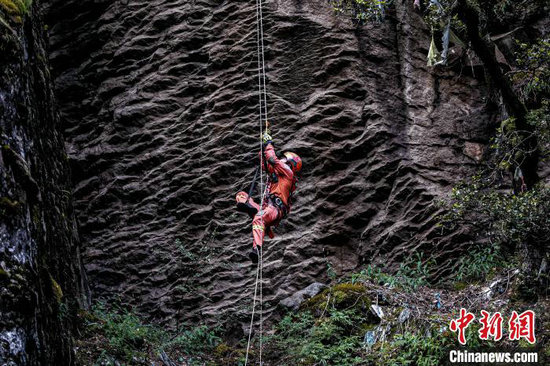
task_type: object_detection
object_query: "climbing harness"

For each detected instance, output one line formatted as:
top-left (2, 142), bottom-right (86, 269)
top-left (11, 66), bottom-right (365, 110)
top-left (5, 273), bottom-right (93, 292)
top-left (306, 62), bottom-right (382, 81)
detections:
top-left (245, 0), bottom-right (269, 364)
top-left (268, 193), bottom-right (289, 220)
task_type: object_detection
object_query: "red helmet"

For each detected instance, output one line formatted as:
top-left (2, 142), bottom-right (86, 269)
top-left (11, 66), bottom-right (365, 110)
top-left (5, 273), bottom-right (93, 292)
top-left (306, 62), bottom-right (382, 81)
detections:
top-left (283, 152), bottom-right (302, 173)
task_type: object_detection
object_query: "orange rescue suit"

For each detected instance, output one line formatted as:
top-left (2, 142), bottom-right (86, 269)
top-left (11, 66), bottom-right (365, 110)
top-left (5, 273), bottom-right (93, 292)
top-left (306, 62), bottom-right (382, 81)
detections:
top-left (250, 143), bottom-right (296, 248)
top-left (262, 143), bottom-right (295, 207)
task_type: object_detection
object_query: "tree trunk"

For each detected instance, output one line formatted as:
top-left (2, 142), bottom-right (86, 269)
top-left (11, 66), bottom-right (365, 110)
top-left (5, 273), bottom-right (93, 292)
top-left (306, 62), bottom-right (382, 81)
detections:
top-left (455, 0), bottom-right (539, 189)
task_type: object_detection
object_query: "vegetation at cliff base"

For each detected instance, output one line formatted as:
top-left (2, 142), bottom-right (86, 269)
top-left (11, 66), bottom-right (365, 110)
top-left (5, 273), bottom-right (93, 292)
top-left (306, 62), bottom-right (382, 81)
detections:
top-left (76, 302), bottom-right (221, 365)
top-left (348, 256), bottom-right (432, 291)
top-left (265, 309), bottom-right (365, 365)
top-left (253, 267), bottom-right (547, 366)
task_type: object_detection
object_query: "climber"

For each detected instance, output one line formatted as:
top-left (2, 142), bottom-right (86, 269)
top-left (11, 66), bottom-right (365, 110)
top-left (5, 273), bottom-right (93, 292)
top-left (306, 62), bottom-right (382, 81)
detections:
top-left (235, 127), bottom-right (302, 263)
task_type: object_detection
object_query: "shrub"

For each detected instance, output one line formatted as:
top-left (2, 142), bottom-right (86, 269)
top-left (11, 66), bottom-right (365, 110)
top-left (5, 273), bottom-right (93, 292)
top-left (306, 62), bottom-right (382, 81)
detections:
top-left (444, 180), bottom-right (550, 252)
top-left (265, 310), bottom-right (365, 366)
top-left (512, 39), bottom-right (550, 103)
top-left (0, 0), bottom-right (32, 15)
top-left (329, 0), bottom-right (391, 22)
top-left (492, 102), bottom-right (550, 174)
top-left (373, 322), bottom-right (492, 366)
top-left (89, 302), bottom-right (166, 362)
top-left (350, 253), bottom-right (432, 291)
top-left (439, 175), bottom-right (550, 290)
top-left (386, 331), bottom-right (451, 366)
top-left (454, 244), bottom-right (507, 282)
top-left (162, 325), bottom-right (221, 355)
top-left (77, 302), bottom-right (223, 365)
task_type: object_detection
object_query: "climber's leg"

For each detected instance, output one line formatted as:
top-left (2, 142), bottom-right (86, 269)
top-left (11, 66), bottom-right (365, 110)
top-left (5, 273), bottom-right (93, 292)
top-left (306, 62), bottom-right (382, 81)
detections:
top-left (252, 205), bottom-right (279, 249)
top-left (248, 196), bottom-right (260, 212)
top-left (249, 205), bottom-right (278, 263)
top-left (235, 191), bottom-right (258, 218)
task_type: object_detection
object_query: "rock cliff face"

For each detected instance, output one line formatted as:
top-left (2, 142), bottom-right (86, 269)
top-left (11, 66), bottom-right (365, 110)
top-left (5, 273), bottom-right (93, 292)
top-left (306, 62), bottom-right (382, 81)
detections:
top-left (0, 2), bottom-right (87, 364)
top-left (48, 0), bottom-right (497, 328)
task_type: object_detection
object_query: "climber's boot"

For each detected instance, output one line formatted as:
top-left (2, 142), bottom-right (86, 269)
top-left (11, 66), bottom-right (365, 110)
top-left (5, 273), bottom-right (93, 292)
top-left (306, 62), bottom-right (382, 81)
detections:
top-left (248, 246), bottom-right (259, 264)
top-left (236, 191), bottom-right (258, 218)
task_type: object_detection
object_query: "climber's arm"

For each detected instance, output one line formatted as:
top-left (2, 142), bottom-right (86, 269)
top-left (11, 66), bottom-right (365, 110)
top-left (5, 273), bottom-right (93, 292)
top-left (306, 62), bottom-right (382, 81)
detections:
top-left (264, 143), bottom-right (293, 179)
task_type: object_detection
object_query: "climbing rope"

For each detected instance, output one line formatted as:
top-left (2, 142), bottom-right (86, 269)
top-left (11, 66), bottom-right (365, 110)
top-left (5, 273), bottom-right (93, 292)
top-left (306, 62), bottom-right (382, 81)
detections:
top-left (259, 0), bottom-right (268, 121)
top-left (245, 0), bottom-right (269, 364)
top-left (245, 254), bottom-right (261, 366)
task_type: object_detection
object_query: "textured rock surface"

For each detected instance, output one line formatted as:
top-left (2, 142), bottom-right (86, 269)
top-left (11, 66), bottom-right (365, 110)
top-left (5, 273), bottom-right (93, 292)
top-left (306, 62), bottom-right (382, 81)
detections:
top-left (0, 3), bottom-right (87, 364)
top-left (48, 0), bottom-right (499, 328)
top-left (279, 282), bottom-right (327, 310)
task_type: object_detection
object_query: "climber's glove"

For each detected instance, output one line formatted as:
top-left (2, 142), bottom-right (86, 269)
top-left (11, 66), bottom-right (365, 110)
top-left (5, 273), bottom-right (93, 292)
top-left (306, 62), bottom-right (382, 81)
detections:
top-left (262, 130), bottom-right (272, 145)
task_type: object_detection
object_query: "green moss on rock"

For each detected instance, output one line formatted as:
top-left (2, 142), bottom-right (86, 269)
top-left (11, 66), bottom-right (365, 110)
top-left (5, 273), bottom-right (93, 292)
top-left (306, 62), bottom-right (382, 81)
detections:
top-left (453, 281), bottom-right (468, 290)
top-left (0, 196), bottom-right (20, 207)
top-left (332, 283), bottom-right (366, 302)
top-left (0, 196), bottom-right (21, 216)
top-left (50, 275), bottom-right (63, 304)
top-left (304, 282), bottom-right (370, 312)
top-left (31, 204), bottom-right (41, 225)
